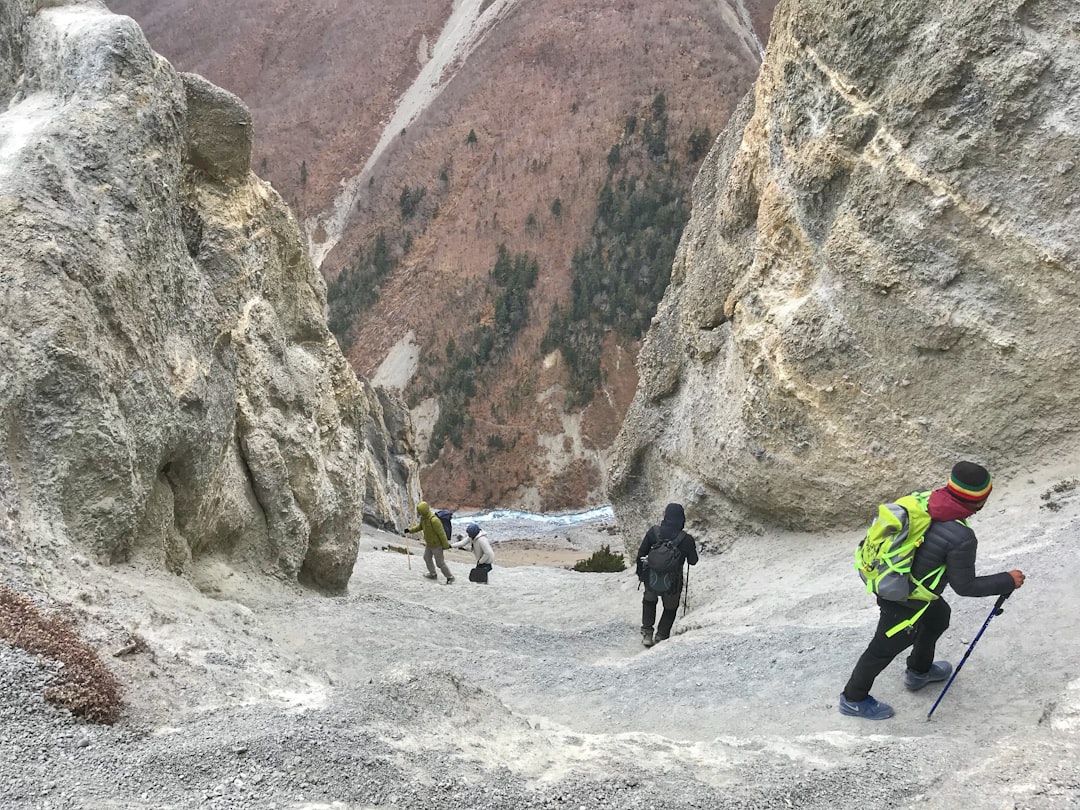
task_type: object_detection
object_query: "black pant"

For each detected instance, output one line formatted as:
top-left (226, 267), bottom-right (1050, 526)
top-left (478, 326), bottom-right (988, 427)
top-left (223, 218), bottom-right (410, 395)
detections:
top-left (843, 598), bottom-right (951, 702)
top-left (642, 585), bottom-right (681, 639)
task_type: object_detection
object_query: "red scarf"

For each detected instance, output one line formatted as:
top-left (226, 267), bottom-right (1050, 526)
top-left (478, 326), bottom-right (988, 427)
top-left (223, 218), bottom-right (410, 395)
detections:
top-left (927, 487), bottom-right (978, 522)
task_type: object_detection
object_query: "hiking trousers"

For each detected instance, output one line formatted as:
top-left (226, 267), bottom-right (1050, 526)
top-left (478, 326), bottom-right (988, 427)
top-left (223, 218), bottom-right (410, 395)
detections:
top-left (424, 546), bottom-right (453, 579)
top-left (843, 597), bottom-right (951, 702)
top-left (642, 584), bottom-right (681, 639)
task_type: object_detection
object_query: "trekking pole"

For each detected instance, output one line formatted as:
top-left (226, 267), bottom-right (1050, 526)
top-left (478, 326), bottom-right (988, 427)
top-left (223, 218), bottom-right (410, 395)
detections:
top-left (927, 592), bottom-right (1010, 721)
top-left (682, 560), bottom-right (690, 612)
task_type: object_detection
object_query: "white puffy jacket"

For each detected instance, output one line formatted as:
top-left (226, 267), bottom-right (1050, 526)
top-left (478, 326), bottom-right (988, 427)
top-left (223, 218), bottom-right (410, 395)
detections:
top-left (451, 530), bottom-right (495, 565)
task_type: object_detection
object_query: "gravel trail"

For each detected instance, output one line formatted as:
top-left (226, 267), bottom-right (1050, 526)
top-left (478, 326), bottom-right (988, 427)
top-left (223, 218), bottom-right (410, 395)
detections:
top-left (1, 466), bottom-right (1078, 809)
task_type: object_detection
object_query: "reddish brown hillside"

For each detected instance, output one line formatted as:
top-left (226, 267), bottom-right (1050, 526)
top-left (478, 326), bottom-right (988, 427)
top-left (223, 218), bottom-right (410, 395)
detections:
top-left (109, 0), bottom-right (453, 218)
top-left (112, 0), bottom-right (776, 510)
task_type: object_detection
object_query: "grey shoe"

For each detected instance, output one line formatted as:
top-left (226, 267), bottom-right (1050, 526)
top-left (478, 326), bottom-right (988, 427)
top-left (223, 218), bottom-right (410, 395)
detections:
top-left (446, 576), bottom-right (455, 584)
top-left (904, 660), bottom-right (953, 691)
top-left (423, 573), bottom-right (438, 580)
top-left (641, 628), bottom-right (654, 648)
top-left (653, 633), bottom-right (668, 644)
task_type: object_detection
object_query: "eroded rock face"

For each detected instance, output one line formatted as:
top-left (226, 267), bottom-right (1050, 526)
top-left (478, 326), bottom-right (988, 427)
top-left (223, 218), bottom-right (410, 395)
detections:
top-left (0, 0), bottom-right (418, 592)
top-left (609, 0), bottom-right (1080, 543)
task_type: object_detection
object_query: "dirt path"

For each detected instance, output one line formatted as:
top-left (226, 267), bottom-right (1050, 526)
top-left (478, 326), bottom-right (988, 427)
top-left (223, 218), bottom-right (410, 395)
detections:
top-left (2, 463), bottom-right (1078, 808)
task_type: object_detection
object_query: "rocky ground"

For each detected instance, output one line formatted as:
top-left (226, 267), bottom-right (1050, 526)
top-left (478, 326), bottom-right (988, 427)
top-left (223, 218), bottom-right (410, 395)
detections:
top-left (1, 461), bottom-right (1079, 809)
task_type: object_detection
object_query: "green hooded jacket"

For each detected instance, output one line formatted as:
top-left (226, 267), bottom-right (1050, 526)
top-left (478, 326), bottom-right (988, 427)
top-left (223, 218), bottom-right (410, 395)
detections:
top-left (405, 501), bottom-right (449, 549)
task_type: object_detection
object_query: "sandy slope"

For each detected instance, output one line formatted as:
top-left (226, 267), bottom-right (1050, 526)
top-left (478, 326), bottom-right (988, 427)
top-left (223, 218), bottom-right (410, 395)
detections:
top-left (1, 461), bottom-right (1078, 808)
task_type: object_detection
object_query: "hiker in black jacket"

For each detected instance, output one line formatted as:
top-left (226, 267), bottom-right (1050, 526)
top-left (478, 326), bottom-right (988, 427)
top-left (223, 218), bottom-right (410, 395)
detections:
top-left (637, 503), bottom-right (698, 647)
top-left (839, 462), bottom-right (1026, 720)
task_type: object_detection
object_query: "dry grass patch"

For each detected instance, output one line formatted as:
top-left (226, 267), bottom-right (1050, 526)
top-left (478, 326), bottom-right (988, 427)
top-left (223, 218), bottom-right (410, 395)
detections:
top-left (0, 584), bottom-right (122, 724)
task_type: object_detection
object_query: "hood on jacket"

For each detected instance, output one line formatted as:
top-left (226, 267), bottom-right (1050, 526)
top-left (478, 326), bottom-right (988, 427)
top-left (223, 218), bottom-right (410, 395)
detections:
top-left (660, 503), bottom-right (686, 537)
top-left (928, 488), bottom-right (979, 522)
top-left (417, 501), bottom-right (431, 516)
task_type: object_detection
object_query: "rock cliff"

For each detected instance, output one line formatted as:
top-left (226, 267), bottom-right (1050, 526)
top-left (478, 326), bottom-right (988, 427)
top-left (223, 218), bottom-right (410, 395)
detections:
top-left (609, 0), bottom-right (1080, 542)
top-left (0, 0), bottom-right (418, 592)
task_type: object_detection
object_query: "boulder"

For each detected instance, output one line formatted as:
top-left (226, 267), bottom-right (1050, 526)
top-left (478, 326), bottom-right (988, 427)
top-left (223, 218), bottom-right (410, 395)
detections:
top-left (181, 71), bottom-right (252, 183)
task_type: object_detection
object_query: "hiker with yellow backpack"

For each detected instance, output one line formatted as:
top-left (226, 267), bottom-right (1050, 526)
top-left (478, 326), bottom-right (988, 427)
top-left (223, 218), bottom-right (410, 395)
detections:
top-left (840, 462), bottom-right (1025, 720)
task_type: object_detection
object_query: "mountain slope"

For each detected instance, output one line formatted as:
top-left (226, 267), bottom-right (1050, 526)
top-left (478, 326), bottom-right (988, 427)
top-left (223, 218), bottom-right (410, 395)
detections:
top-left (109, 0), bottom-right (777, 511)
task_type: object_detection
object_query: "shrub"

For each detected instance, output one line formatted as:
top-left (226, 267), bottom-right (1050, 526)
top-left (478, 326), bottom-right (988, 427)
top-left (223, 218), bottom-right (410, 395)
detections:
top-left (688, 125), bottom-right (714, 162)
top-left (399, 185), bottom-right (426, 219)
top-left (572, 544), bottom-right (626, 573)
top-left (0, 585), bottom-right (123, 724)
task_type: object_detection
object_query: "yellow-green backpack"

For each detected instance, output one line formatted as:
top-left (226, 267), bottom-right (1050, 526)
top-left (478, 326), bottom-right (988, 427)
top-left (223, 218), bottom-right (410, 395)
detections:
top-left (855, 491), bottom-right (948, 637)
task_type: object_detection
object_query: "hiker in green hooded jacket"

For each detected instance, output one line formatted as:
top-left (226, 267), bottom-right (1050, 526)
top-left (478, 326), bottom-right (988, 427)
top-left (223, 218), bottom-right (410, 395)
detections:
top-left (404, 501), bottom-right (454, 583)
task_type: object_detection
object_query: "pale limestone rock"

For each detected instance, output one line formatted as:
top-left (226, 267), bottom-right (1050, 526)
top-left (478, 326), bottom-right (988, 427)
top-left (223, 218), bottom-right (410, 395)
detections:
top-left (0, 2), bottom-right (418, 592)
top-left (609, 0), bottom-right (1080, 543)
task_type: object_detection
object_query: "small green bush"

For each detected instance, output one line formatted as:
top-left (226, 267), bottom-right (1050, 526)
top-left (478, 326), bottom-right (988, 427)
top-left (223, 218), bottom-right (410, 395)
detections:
top-left (572, 544), bottom-right (626, 573)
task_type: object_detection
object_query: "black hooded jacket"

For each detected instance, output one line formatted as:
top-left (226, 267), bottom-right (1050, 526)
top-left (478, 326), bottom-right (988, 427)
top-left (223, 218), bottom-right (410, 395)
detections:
top-left (636, 503), bottom-right (699, 579)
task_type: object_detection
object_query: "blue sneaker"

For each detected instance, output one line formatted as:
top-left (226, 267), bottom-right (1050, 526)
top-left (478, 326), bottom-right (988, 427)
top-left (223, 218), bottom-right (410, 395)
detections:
top-left (904, 660), bottom-right (953, 691)
top-left (838, 694), bottom-right (895, 720)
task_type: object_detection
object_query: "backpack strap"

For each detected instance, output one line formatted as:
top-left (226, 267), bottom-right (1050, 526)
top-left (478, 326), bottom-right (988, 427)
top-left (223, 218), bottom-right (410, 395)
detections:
top-left (885, 602), bottom-right (930, 638)
top-left (884, 509), bottom-right (948, 637)
top-left (653, 527), bottom-right (684, 545)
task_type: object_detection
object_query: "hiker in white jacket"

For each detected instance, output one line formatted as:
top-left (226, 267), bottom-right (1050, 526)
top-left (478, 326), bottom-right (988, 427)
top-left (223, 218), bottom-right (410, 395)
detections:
top-left (451, 523), bottom-right (495, 583)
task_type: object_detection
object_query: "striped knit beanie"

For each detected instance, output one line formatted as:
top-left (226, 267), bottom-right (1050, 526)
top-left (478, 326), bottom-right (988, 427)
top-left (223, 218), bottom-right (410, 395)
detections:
top-left (947, 461), bottom-right (993, 503)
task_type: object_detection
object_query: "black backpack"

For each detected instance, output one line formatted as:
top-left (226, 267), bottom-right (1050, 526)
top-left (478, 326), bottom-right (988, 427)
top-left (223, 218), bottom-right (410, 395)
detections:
top-left (435, 509), bottom-right (454, 542)
top-left (645, 527), bottom-right (686, 594)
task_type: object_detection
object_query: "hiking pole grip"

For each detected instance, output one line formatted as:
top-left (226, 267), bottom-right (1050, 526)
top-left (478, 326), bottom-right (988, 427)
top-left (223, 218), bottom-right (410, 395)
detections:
top-left (927, 592), bottom-right (1011, 721)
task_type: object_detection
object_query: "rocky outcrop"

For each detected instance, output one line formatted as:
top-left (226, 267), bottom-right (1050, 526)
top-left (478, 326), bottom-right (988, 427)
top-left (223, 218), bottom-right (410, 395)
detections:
top-left (180, 72), bottom-right (253, 183)
top-left (0, 0), bottom-right (418, 592)
top-left (609, 0), bottom-right (1080, 542)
